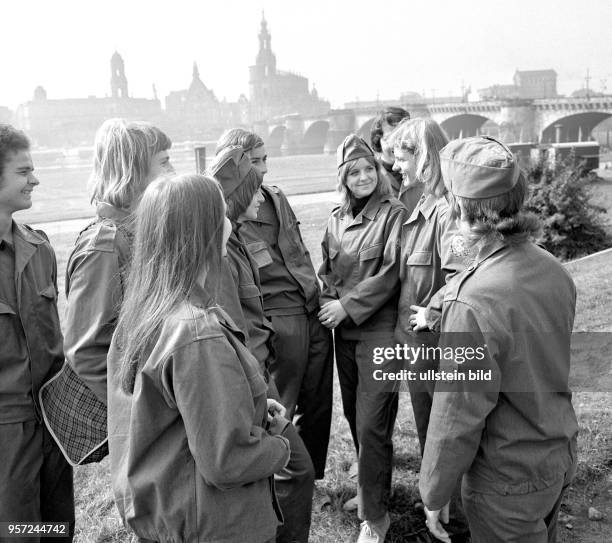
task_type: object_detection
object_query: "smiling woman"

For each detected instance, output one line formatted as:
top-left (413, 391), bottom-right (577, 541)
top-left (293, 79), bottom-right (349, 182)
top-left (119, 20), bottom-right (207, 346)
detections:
top-left (318, 134), bottom-right (407, 542)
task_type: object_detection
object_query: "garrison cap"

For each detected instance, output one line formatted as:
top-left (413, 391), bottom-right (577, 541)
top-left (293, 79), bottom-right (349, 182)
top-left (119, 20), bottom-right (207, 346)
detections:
top-left (337, 134), bottom-right (375, 169)
top-left (209, 146), bottom-right (258, 197)
top-left (441, 136), bottom-right (521, 198)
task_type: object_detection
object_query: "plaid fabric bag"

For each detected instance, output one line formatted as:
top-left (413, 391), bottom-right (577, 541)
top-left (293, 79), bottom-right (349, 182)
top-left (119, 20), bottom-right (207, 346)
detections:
top-left (39, 362), bottom-right (108, 466)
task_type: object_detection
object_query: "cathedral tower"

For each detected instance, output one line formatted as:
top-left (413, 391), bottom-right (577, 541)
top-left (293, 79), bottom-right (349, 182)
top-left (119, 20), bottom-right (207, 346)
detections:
top-left (110, 51), bottom-right (129, 99)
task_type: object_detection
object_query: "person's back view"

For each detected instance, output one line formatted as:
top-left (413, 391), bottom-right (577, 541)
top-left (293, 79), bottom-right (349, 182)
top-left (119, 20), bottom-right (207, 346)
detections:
top-left (418, 136), bottom-right (578, 543)
top-left (107, 174), bottom-right (291, 543)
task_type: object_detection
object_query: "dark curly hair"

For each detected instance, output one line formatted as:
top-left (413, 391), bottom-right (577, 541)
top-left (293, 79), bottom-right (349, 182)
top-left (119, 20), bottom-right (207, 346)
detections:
top-left (370, 107), bottom-right (410, 152)
top-left (0, 124), bottom-right (30, 180)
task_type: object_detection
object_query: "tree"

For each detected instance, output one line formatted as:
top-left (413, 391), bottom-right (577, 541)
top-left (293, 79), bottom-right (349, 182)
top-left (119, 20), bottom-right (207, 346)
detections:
top-left (524, 154), bottom-right (611, 260)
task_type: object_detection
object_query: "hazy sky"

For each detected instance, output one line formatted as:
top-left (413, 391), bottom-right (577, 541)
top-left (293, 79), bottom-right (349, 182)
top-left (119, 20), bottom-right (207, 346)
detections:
top-left (3, 0), bottom-right (611, 110)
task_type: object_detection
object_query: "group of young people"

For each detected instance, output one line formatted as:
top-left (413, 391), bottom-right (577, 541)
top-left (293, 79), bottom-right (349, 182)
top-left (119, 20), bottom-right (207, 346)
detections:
top-left (0, 106), bottom-right (578, 543)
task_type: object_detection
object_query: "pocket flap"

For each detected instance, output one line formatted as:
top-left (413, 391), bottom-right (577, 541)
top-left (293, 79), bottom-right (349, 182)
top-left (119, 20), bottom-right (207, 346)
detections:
top-left (359, 244), bottom-right (383, 261)
top-left (406, 251), bottom-right (432, 266)
top-left (238, 284), bottom-right (261, 300)
top-left (0, 301), bottom-right (16, 315)
top-left (246, 241), bottom-right (273, 268)
top-left (39, 284), bottom-right (57, 299)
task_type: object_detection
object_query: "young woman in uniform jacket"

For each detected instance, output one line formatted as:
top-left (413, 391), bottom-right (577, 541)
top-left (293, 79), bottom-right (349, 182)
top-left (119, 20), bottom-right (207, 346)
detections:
top-left (64, 119), bottom-right (174, 405)
top-left (392, 118), bottom-right (464, 454)
top-left (318, 134), bottom-right (407, 542)
top-left (107, 174), bottom-right (291, 543)
top-left (209, 147), bottom-right (315, 543)
top-left (391, 118), bottom-right (468, 538)
top-left (418, 137), bottom-right (578, 543)
top-left (216, 128), bottom-right (333, 482)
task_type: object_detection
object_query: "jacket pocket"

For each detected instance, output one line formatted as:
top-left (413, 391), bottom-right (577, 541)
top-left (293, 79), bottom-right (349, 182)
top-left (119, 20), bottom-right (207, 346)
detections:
top-left (39, 284), bottom-right (57, 300)
top-left (246, 241), bottom-right (273, 269)
top-left (359, 243), bottom-right (383, 262)
top-left (0, 301), bottom-right (16, 316)
top-left (406, 251), bottom-right (432, 266)
top-left (238, 284), bottom-right (261, 300)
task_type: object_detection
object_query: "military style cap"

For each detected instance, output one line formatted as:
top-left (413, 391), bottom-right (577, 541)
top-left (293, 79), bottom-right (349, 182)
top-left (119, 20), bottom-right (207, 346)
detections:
top-left (337, 134), bottom-right (375, 169)
top-left (441, 136), bottom-right (521, 198)
top-left (209, 146), bottom-right (258, 196)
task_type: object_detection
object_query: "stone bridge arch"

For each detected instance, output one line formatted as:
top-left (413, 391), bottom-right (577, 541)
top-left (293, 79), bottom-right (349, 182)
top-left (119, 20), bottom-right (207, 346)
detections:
top-left (267, 125), bottom-right (286, 155)
top-left (439, 114), bottom-right (494, 140)
top-left (302, 120), bottom-right (330, 153)
top-left (539, 112), bottom-right (612, 143)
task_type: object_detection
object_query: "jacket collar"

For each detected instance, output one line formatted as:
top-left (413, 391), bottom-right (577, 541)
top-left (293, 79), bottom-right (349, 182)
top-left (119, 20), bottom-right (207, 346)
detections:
top-left (96, 202), bottom-right (130, 222)
top-left (355, 191), bottom-right (391, 223)
top-left (189, 283), bottom-right (247, 342)
top-left (418, 193), bottom-right (438, 220)
top-left (473, 235), bottom-right (508, 266)
top-left (404, 192), bottom-right (437, 224)
top-left (12, 221), bottom-right (46, 276)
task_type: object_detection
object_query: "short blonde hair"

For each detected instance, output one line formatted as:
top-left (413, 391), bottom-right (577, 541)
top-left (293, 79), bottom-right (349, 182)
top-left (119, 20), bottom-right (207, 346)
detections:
top-left (89, 119), bottom-right (171, 209)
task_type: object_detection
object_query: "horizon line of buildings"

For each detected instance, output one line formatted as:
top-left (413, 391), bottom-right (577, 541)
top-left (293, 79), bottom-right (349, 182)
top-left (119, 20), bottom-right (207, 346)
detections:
top-left (0, 15), bottom-right (604, 149)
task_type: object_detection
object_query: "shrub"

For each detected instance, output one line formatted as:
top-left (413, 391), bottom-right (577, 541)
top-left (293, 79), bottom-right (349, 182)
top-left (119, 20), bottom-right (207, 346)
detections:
top-left (524, 154), bottom-right (611, 260)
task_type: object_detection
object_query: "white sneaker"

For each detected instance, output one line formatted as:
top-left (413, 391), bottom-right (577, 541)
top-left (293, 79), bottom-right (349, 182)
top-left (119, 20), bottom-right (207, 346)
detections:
top-left (342, 495), bottom-right (359, 512)
top-left (356, 513), bottom-right (390, 543)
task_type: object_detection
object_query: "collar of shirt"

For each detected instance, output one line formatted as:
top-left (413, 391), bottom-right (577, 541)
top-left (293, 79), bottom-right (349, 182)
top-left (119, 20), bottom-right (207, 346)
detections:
top-left (96, 202), bottom-right (131, 223)
top-left (361, 191), bottom-right (392, 221)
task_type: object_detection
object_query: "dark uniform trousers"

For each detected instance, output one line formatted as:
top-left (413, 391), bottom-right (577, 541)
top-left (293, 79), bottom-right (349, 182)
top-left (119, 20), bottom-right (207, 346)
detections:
top-left (462, 464), bottom-right (575, 543)
top-left (223, 233), bottom-right (315, 543)
top-left (0, 421), bottom-right (74, 543)
top-left (269, 312), bottom-right (333, 480)
top-left (335, 334), bottom-right (399, 522)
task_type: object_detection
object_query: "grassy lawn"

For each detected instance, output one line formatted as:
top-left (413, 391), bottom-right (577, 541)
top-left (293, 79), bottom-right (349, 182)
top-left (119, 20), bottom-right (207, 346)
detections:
top-left (26, 163), bottom-right (612, 542)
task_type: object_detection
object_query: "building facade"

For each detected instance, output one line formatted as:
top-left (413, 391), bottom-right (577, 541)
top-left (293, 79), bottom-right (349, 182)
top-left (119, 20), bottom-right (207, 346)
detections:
top-left (478, 69), bottom-right (558, 101)
top-left (164, 63), bottom-right (248, 141)
top-left (248, 15), bottom-right (329, 122)
top-left (15, 52), bottom-right (162, 147)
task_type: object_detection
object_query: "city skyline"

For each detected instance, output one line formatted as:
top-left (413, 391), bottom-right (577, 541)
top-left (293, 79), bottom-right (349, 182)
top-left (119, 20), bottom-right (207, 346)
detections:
top-left (3, 0), bottom-right (612, 111)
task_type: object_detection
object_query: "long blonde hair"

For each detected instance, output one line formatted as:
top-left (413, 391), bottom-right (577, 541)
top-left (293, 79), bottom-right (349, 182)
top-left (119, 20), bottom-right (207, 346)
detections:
top-left (392, 118), bottom-right (449, 197)
top-left (89, 118), bottom-right (171, 209)
top-left (116, 174), bottom-right (226, 393)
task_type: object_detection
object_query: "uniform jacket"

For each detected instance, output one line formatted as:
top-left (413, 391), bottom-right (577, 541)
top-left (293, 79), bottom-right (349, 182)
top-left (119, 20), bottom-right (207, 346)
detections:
top-left (240, 185), bottom-right (321, 314)
top-left (395, 193), bottom-right (463, 345)
top-left (319, 192), bottom-right (407, 339)
top-left (107, 299), bottom-right (290, 543)
top-left (0, 222), bottom-right (63, 422)
top-left (419, 237), bottom-right (579, 510)
top-left (224, 230), bottom-right (275, 370)
top-left (63, 203), bottom-right (132, 405)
